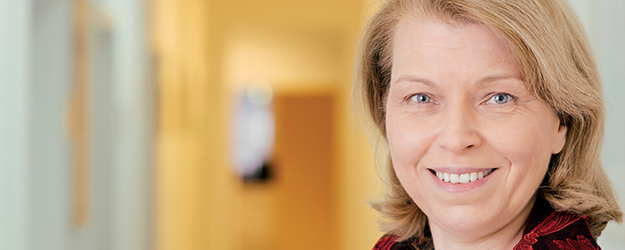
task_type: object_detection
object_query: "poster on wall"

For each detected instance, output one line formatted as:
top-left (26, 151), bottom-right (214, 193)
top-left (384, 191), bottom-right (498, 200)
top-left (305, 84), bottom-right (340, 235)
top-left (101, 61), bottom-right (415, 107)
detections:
top-left (231, 83), bottom-right (275, 182)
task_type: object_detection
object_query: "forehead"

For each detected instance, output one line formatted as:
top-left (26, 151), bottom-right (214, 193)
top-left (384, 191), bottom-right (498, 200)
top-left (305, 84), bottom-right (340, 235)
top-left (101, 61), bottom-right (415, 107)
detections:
top-left (390, 17), bottom-right (519, 79)
top-left (392, 17), bottom-right (512, 58)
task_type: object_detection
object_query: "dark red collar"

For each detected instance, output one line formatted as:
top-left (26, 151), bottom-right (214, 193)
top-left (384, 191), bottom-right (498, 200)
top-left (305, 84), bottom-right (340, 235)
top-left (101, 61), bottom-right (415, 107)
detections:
top-left (373, 196), bottom-right (599, 250)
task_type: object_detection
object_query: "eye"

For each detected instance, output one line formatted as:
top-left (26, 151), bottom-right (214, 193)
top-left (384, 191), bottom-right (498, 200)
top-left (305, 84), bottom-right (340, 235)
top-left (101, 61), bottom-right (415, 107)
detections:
top-left (487, 93), bottom-right (513, 104)
top-left (409, 93), bottom-right (432, 104)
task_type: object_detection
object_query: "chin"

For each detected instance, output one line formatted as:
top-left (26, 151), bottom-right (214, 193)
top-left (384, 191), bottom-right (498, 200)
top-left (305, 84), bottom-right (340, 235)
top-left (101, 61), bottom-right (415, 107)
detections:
top-left (429, 205), bottom-right (500, 233)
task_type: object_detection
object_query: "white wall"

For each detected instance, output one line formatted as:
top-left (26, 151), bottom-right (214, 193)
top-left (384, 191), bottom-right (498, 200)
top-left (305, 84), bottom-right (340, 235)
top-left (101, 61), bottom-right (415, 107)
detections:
top-left (0, 0), bottom-right (153, 249)
top-left (95, 0), bottom-right (153, 249)
top-left (30, 1), bottom-right (74, 250)
top-left (0, 0), bottom-right (31, 250)
top-left (568, 0), bottom-right (625, 248)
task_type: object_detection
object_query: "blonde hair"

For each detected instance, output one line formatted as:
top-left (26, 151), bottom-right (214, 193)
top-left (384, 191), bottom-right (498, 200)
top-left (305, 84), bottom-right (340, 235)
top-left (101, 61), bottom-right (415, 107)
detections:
top-left (355, 0), bottom-right (623, 245)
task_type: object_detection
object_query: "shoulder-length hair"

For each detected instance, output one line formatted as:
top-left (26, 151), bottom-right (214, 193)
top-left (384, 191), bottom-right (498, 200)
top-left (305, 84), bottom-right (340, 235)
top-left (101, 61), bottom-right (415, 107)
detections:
top-left (355, 0), bottom-right (622, 245)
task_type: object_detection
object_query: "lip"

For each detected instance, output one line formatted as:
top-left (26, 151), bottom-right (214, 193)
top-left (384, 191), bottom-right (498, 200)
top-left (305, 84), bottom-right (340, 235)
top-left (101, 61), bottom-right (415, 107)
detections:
top-left (429, 168), bottom-right (497, 193)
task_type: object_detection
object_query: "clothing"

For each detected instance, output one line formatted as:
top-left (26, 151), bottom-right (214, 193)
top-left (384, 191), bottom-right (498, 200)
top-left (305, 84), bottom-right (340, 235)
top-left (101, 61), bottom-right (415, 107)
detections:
top-left (373, 196), bottom-right (600, 250)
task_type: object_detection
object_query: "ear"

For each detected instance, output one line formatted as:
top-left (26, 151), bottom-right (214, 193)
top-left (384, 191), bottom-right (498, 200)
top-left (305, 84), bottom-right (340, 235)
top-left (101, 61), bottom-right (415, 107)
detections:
top-left (552, 124), bottom-right (567, 154)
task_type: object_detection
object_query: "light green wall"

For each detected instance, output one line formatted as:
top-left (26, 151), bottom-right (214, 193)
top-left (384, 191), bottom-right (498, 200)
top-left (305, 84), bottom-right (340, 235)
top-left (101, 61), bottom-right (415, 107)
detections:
top-left (568, 0), bottom-right (625, 248)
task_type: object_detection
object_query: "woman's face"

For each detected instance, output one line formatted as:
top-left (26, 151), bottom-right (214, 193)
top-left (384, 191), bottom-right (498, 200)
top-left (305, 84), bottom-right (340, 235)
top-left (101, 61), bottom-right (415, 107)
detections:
top-left (386, 18), bottom-right (568, 239)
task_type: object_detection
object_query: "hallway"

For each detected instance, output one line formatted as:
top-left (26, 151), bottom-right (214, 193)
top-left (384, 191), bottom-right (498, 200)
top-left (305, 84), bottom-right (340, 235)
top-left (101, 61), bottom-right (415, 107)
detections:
top-left (1, 0), bottom-right (624, 249)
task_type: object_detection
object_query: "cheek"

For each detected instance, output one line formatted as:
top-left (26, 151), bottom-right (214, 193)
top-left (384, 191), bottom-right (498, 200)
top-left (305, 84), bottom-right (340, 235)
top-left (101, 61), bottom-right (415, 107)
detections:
top-left (386, 123), bottom-right (432, 207)
top-left (486, 116), bottom-right (555, 178)
top-left (385, 112), bottom-right (437, 170)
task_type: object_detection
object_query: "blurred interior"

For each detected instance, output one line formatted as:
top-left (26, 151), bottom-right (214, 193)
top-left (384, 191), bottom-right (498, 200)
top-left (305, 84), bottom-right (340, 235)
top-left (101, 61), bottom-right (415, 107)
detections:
top-left (152, 0), bottom-right (384, 249)
top-left (1, 0), bottom-right (624, 250)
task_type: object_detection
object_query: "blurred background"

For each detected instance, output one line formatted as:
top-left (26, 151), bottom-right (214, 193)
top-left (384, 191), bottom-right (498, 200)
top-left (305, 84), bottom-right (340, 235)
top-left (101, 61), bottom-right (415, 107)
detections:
top-left (0, 0), bottom-right (623, 249)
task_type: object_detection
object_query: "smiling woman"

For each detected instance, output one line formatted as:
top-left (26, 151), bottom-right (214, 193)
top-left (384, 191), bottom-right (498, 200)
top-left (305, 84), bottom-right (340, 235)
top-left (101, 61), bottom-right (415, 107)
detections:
top-left (355, 0), bottom-right (623, 250)
top-left (386, 19), bottom-right (566, 249)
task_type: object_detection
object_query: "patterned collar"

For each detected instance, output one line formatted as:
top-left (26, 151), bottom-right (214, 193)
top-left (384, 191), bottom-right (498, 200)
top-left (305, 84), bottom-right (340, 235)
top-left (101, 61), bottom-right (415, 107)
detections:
top-left (373, 196), bottom-right (599, 250)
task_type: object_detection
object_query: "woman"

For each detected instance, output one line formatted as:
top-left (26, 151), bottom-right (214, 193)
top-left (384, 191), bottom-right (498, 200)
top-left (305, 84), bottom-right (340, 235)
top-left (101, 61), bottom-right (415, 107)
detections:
top-left (355, 0), bottom-right (623, 249)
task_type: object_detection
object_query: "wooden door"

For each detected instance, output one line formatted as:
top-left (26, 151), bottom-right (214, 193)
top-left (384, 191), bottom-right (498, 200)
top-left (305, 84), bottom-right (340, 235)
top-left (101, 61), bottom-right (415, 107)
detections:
top-left (272, 93), bottom-right (336, 250)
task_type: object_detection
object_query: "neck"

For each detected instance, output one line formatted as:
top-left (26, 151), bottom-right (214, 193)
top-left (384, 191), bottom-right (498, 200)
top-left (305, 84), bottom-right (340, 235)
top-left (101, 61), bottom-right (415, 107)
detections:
top-left (429, 197), bottom-right (536, 250)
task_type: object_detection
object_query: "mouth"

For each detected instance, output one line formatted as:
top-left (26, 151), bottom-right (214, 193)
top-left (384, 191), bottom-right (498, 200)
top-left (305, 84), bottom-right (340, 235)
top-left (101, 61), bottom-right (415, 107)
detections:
top-left (428, 168), bottom-right (496, 184)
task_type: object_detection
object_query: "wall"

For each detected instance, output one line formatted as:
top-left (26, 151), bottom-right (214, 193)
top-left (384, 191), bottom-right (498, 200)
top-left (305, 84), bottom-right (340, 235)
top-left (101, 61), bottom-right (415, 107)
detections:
top-left (567, 0), bottom-right (625, 248)
top-left (0, 0), bottom-right (152, 249)
top-left (152, 0), bottom-right (226, 249)
top-left (154, 0), bottom-right (385, 249)
top-left (31, 1), bottom-right (73, 250)
top-left (0, 0), bottom-right (31, 249)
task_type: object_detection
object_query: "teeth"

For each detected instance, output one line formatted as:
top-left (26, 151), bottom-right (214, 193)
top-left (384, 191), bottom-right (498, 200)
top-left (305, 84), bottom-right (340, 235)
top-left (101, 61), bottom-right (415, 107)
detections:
top-left (449, 174), bottom-right (459, 183)
top-left (434, 169), bottom-right (494, 184)
top-left (470, 172), bottom-right (477, 182)
top-left (485, 169), bottom-right (493, 175)
top-left (458, 173), bottom-right (470, 183)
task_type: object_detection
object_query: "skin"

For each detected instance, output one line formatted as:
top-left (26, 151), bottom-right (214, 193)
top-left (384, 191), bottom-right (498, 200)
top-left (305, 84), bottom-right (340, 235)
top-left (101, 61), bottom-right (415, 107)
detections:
top-left (385, 17), bottom-right (568, 250)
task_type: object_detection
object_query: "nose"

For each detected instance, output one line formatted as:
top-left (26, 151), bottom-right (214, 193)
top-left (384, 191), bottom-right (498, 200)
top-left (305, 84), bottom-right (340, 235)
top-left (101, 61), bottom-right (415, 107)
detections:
top-left (436, 101), bottom-right (481, 153)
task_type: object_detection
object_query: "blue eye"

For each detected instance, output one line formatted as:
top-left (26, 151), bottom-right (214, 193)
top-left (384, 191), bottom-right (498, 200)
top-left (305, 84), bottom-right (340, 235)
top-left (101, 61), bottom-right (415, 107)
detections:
top-left (489, 93), bottom-right (512, 104)
top-left (410, 93), bottom-right (431, 104)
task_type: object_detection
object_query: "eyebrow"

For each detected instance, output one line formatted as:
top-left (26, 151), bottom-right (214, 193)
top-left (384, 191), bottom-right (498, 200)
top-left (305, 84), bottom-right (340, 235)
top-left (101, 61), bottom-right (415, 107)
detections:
top-left (394, 75), bottom-right (436, 87)
top-left (393, 74), bottom-right (522, 86)
top-left (476, 74), bottom-right (523, 85)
